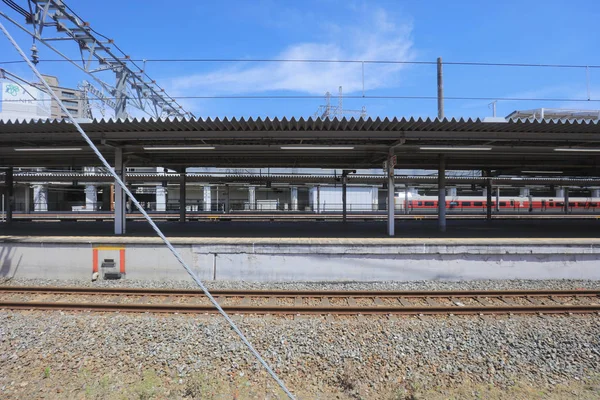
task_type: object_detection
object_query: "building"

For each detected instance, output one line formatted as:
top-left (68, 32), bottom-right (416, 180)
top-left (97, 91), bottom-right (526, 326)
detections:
top-left (35, 75), bottom-right (90, 119)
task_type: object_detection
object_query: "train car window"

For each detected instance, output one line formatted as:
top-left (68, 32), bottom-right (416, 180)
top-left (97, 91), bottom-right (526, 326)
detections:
top-left (424, 201), bottom-right (434, 206)
top-left (417, 201), bottom-right (423, 206)
top-left (549, 202), bottom-right (554, 207)
top-left (499, 202), bottom-right (506, 206)
top-left (577, 202), bottom-right (586, 207)
top-left (474, 201), bottom-right (483, 206)
top-left (510, 200), bottom-right (514, 206)
top-left (556, 202), bottom-right (564, 207)
top-left (462, 201), bottom-right (471, 206)
top-left (591, 203), bottom-right (598, 207)
top-left (450, 201), bottom-right (459, 206)
top-left (569, 202), bottom-right (576, 207)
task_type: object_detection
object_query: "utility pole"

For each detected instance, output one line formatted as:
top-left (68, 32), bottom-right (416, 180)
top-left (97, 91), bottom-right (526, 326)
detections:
top-left (437, 57), bottom-right (444, 119)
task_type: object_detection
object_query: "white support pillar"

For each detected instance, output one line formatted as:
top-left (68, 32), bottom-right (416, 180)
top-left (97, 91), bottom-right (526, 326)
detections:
top-left (203, 185), bottom-right (212, 212)
top-left (564, 187), bottom-right (570, 214)
top-left (555, 187), bottom-right (565, 198)
top-left (290, 186), bottom-right (298, 211)
top-left (592, 189), bottom-right (600, 198)
top-left (249, 186), bottom-right (256, 210)
top-left (85, 185), bottom-right (97, 211)
top-left (33, 184), bottom-right (48, 212)
top-left (114, 148), bottom-right (126, 235)
top-left (520, 187), bottom-right (530, 197)
top-left (438, 155), bottom-right (446, 232)
top-left (387, 151), bottom-right (395, 236)
top-left (155, 185), bottom-right (167, 212)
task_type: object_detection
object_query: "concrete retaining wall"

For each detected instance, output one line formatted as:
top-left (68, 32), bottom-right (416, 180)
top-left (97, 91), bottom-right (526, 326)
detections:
top-left (0, 240), bottom-right (599, 282)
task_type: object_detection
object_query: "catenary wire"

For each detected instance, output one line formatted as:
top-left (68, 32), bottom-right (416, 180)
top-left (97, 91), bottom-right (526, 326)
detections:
top-left (2, 95), bottom-right (600, 102)
top-left (1, 58), bottom-right (600, 68)
top-left (0, 20), bottom-right (297, 400)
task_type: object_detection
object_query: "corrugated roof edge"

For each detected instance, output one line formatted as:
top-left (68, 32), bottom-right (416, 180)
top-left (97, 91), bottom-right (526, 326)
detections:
top-left (1, 116), bottom-right (599, 125)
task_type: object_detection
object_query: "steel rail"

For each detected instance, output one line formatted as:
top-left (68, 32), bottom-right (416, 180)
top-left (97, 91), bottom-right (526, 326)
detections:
top-left (0, 286), bottom-right (599, 297)
top-left (0, 301), bottom-right (599, 315)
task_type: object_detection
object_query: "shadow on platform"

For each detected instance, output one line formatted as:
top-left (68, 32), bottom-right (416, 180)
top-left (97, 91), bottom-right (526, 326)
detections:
top-left (0, 219), bottom-right (598, 239)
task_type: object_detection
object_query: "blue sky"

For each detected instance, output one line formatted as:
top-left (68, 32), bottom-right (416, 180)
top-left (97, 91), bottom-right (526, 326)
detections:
top-left (2, 0), bottom-right (600, 119)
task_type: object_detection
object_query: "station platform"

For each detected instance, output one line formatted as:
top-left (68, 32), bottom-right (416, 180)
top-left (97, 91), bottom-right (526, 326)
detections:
top-left (0, 220), bottom-right (599, 282)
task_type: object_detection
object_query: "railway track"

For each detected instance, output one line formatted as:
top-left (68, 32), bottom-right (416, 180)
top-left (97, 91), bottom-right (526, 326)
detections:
top-left (0, 286), bottom-right (599, 316)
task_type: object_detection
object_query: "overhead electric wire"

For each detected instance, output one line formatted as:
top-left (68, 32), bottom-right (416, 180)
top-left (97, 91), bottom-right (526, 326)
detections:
top-left (3, 95), bottom-right (600, 103)
top-left (0, 19), bottom-right (296, 400)
top-left (1, 0), bottom-right (29, 17)
top-left (1, 57), bottom-right (600, 69)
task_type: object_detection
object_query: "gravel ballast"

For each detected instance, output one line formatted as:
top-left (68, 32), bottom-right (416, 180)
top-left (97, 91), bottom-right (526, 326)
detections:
top-left (1, 278), bottom-right (599, 398)
top-left (1, 311), bottom-right (599, 399)
top-left (2, 277), bottom-right (600, 291)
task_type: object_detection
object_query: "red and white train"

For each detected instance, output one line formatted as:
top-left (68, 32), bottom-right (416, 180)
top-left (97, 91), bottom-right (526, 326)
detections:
top-left (394, 194), bottom-right (600, 212)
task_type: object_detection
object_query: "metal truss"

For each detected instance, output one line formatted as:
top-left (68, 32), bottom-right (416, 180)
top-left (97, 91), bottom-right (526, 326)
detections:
top-left (1, 0), bottom-right (193, 119)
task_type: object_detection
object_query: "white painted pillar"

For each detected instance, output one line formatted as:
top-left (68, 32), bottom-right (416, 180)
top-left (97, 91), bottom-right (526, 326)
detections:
top-left (438, 155), bottom-right (446, 233)
top-left (387, 152), bottom-right (395, 236)
top-left (155, 185), bottom-right (167, 212)
top-left (555, 187), bottom-right (565, 198)
top-left (592, 189), bottom-right (600, 198)
top-left (290, 187), bottom-right (298, 211)
top-left (249, 186), bottom-right (256, 210)
top-left (446, 187), bottom-right (457, 197)
top-left (203, 185), bottom-right (212, 212)
top-left (520, 187), bottom-right (530, 197)
top-left (114, 148), bottom-right (126, 235)
top-left (33, 184), bottom-right (48, 212)
top-left (85, 185), bottom-right (97, 211)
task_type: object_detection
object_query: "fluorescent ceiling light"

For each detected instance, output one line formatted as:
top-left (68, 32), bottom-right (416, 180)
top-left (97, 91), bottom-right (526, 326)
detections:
top-left (522, 170), bottom-right (563, 174)
top-left (143, 146), bottom-right (215, 151)
top-left (14, 147), bottom-right (82, 151)
top-left (419, 146), bottom-right (492, 151)
top-left (280, 146), bottom-right (354, 150)
top-left (554, 148), bottom-right (600, 152)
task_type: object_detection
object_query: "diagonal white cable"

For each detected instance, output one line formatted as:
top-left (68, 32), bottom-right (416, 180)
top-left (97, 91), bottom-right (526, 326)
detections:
top-left (0, 21), bottom-right (296, 400)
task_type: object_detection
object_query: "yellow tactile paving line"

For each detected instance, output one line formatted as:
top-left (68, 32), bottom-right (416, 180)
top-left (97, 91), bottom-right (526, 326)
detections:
top-left (1, 235), bottom-right (600, 246)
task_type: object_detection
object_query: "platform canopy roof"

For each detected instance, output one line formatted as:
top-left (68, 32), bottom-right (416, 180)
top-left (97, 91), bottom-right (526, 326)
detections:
top-left (1, 116), bottom-right (600, 175)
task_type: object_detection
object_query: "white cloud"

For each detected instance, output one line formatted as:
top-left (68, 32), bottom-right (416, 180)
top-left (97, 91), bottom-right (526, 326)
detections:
top-left (169, 7), bottom-right (414, 96)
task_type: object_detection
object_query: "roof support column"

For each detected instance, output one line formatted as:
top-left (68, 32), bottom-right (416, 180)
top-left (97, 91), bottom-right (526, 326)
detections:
top-left (342, 175), bottom-right (347, 223)
top-left (114, 148), bottom-right (126, 235)
top-left (24, 184), bottom-right (30, 214)
top-left (341, 170), bottom-right (354, 223)
top-left (387, 151), bottom-right (395, 237)
top-left (485, 170), bottom-right (492, 221)
top-left (4, 167), bottom-right (13, 225)
top-left (290, 187), bottom-right (298, 211)
top-left (179, 168), bottom-right (187, 223)
top-left (203, 186), bottom-right (211, 212)
top-left (438, 155), bottom-right (446, 233)
top-left (564, 187), bottom-right (569, 214)
top-left (225, 184), bottom-right (230, 213)
top-left (249, 186), bottom-right (256, 210)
